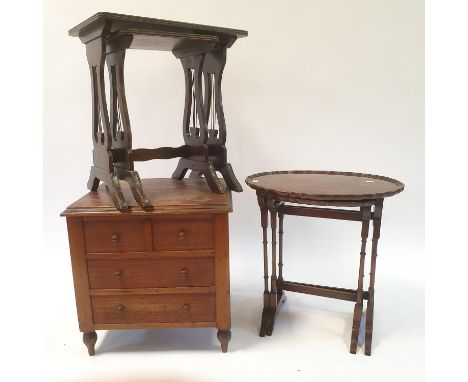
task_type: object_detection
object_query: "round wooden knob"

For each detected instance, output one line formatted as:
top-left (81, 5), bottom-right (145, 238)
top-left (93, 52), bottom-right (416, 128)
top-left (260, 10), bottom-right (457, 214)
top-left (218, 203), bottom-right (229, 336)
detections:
top-left (180, 268), bottom-right (189, 278)
top-left (115, 304), bottom-right (124, 311)
top-left (111, 234), bottom-right (119, 243)
top-left (178, 230), bottom-right (186, 239)
top-left (182, 304), bottom-right (190, 312)
top-left (114, 270), bottom-right (122, 278)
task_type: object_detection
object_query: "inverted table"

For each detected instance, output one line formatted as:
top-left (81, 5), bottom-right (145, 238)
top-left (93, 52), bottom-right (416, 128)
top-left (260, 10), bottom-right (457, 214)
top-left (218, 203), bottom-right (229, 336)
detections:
top-left (245, 170), bottom-right (404, 355)
top-left (69, 13), bottom-right (247, 210)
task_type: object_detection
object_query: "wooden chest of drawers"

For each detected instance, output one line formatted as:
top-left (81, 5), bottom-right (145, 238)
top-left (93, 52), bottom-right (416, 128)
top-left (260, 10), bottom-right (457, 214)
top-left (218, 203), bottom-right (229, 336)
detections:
top-left (61, 178), bottom-right (232, 355)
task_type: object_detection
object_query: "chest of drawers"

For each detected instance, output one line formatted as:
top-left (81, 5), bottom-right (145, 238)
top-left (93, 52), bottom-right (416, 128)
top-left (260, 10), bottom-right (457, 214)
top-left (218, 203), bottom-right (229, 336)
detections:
top-left (61, 178), bottom-right (232, 355)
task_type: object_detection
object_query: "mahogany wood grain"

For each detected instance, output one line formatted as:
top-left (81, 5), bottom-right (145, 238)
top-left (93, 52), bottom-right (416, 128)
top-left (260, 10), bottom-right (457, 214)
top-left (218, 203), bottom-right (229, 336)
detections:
top-left (246, 171), bottom-right (404, 202)
top-left (83, 217), bottom-right (146, 253)
top-left (61, 178), bottom-right (232, 217)
top-left (90, 286), bottom-right (215, 296)
top-left (87, 257), bottom-right (214, 289)
top-left (66, 218), bottom-right (94, 332)
top-left (91, 293), bottom-right (215, 324)
top-left (152, 215), bottom-right (214, 250)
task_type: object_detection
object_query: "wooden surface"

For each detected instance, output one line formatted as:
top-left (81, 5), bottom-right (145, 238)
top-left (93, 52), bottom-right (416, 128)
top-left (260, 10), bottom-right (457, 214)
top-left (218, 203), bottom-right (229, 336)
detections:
top-left (61, 178), bottom-right (232, 216)
top-left (245, 171), bottom-right (404, 202)
top-left (63, 178), bottom-right (232, 354)
top-left (69, 12), bottom-right (248, 40)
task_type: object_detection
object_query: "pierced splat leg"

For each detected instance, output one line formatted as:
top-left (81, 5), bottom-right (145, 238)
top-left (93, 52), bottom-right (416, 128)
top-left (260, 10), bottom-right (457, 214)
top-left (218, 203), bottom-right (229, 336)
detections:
top-left (82, 331), bottom-right (97, 356)
top-left (217, 329), bottom-right (231, 353)
top-left (350, 206), bottom-right (371, 354)
top-left (365, 200), bottom-right (383, 356)
top-left (84, 35), bottom-right (129, 210)
top-left (106, 38), bottom-right (150, 209)
top-left (172, 49), bottom-right (242, 194)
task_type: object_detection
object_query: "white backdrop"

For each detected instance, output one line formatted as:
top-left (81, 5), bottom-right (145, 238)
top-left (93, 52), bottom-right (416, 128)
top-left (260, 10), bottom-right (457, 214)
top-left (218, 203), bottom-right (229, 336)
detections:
top-left (44, 1), bottom-right (424, 381)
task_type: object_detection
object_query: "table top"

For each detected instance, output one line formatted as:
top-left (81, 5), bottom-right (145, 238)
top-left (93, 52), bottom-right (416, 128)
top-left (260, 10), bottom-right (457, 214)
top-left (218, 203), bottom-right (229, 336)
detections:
top-left (245, 171), bottom-right (404, 203)
top-left (69, 12), bottom-right (247, 40)
top-left (61, 178), bottom-right (232, 217)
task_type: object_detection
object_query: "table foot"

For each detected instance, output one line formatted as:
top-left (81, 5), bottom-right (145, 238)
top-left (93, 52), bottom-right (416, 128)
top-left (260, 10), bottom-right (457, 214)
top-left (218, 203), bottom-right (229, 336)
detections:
top-left (82, 331), bottom-right (97, 356)
top-left (259, 291), bottom-right (286, 337)
top-left (350, 301), bottom-right (364, 354)
top-left (172, 158), bottom-right (226, 193)
top-left (217, 329), bottom-right (231, 353)
top-left (87, 166), bottom-right (128, 210)
top-left (365, 290), bottom-right (375, 356)
top-left (115, 168), bottom-right (152, 209)
top-left (218, 162), bottom-right (243, 192)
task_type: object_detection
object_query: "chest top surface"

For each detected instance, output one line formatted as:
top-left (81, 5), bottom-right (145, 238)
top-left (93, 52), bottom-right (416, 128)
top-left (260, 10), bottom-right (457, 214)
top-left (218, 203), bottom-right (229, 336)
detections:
top-left (61, 178), bottom-right (232, 217)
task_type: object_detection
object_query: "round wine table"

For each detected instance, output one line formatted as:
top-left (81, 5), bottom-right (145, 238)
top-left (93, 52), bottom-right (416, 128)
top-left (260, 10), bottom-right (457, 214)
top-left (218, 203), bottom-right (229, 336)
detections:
top-left (245, 170), bottom-right (404, 356)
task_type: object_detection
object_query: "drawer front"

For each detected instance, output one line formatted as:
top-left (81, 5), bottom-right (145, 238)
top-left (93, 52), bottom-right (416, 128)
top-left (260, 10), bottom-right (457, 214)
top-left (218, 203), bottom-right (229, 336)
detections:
top-left (88, 257), bottom-right (214, 289)
top-left (84, 218), bottom-right (146, 253)
top-left (91, 293), bottom-right (215, 324)
top-left (152, 215), bottom-right (213, 251)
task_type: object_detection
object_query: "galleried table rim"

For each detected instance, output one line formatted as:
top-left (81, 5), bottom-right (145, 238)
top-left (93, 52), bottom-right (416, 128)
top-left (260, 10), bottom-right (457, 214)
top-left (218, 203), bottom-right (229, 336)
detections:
top-left (245, 170), bottom-right (405, 202)
top-left (245, 170), bottom-right (404, 356)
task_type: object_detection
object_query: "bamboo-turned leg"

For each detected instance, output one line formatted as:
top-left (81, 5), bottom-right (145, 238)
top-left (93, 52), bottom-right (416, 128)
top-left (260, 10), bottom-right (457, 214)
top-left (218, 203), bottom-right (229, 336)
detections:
top-left (365, 200), bottom-right (383, 356)
top-left (277, 210), bottom-right (285, 303)
top-left (269, 202), bottom-right (278, 312)
top-left (257, 193), bottom-right (271, 337)
top-left (350, 206), bottom-right (371, 354)
top-left (217, 329), bottom-right (231, 353)
top-left (82, 331), bottom-right (97, 356)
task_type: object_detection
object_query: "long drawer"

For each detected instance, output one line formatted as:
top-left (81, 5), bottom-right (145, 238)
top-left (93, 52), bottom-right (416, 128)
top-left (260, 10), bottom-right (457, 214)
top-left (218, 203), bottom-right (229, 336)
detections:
top-left (87, 257), bottom-right (214, 289)
top-left (91, 293), bottom-right (216, 324)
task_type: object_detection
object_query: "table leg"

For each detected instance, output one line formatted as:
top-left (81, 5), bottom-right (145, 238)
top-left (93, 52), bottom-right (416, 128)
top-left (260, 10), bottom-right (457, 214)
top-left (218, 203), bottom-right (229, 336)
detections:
top-left (365, 199), bottom-right (383, 356)
top-left (277, 210), bottom-right (285, 299)
top-left (350, 206), bottom-right (371, 354)
top-left (257, 194), bottom-right (271, 337)
top-left (269, 202), bottom-right (278, 311)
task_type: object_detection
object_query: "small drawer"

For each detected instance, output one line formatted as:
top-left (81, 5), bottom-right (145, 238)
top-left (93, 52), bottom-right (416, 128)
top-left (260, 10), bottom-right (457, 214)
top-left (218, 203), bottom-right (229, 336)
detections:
top-left (88, 257), bottom-right (214, 289)
top-left (152, 215), bottom-right (213, 251)
top-left (83, 218), bottom-right (146, 253)
top-left (91, 293), bottom-right (215, 324)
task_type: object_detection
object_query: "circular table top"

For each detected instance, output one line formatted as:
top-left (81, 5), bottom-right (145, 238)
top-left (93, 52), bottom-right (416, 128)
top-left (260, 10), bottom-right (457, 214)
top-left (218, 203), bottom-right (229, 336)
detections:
top-left (245, 171), bottom-right (404, 203)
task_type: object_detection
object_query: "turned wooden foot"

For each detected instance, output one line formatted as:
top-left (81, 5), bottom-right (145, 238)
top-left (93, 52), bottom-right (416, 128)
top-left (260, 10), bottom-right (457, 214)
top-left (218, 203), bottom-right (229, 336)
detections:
top-left (217, 329), bottom-right (231, 353)
top-left (82, 331), bottom-right (97, 356)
